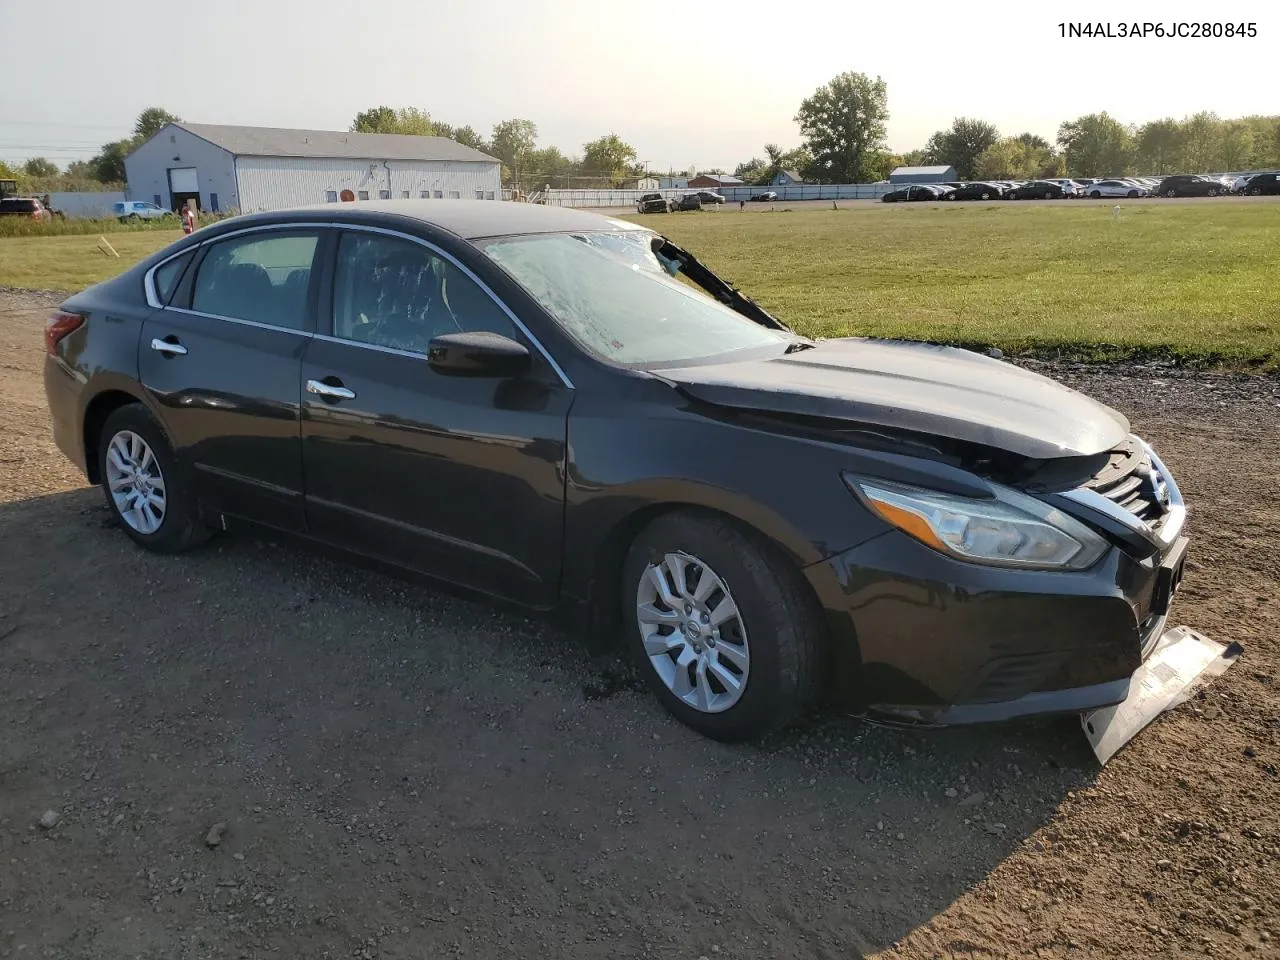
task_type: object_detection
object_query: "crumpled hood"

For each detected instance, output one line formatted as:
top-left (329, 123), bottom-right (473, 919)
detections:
top-left (661, 338), bottom-right (1130, 460)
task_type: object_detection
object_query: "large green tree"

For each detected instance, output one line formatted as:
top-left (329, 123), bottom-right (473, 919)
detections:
top-left (928, 118), bottom-right (1000, 178)
top-left (351, 106), bottom-right (398, 133)
top-left (1217, 121), bottom-right (1254, 170)
top-left (134, 107), bottom-right (180, 141)
top-left (89, 140), bottom-right (132, 183)
top-left (582, 133), bottom-right (637, 184)
top-left (450, 125), bottom-right (488, 151)
top-left (1056, 113), bottom-right (1133, 177)
top-left (974, 137), bottom-right (1062, 180)
top-left (23, 157), bottom-right (59, 178)
top-left (794, 71), bottom-right (889, 183)
top-left (1179, 111), bottom-right (1220, 172)
top-left (351, 106), bottom-right (440, 136)
top-left (1134, 119), bottom-right (1184, 174)
top-left (489, 119), bottom-right (538, 183)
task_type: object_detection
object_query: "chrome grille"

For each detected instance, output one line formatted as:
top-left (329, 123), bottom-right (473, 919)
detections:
top-left (1086, 437), bottom-right (1172, 530)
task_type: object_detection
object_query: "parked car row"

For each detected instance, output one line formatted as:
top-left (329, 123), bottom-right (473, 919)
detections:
top-left (636, 191), bottom-right (726, 213)
top-left (883, 172), bottom-right (1280, 203)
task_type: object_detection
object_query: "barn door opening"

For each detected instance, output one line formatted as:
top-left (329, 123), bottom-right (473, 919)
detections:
top-left (168, 167), bottom-right (200, 213)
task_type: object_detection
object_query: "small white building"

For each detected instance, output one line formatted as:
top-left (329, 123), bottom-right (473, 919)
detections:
top-left (124, 122), bottom-right (502, 214)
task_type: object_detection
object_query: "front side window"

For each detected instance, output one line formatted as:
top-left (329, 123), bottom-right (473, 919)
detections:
top-left (331, 232), bottom-right (517, 355)
top-left (481, 231), bottom-right (789, 366)
top-left (191, 232), bottom-right (320, 330)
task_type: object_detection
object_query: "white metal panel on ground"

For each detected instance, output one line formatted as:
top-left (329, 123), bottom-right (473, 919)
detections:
top-left (234, 157), bottom-right (502, 212)
top-left (45, 191), bottom-right (126, 218)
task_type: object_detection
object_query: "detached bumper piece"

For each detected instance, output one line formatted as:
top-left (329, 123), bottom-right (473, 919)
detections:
top-left (1082, 625), bottom-right (1241, 765)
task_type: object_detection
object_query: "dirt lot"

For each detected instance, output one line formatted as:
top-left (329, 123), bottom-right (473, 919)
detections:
top-left (2, 287), bottom-right (1278, 960)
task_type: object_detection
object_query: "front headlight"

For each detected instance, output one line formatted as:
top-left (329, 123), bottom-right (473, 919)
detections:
top-left (845, 476), bottom-right (1107, 571)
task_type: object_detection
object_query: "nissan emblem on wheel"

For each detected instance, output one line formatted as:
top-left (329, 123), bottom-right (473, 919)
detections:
top-left (42, 199), bottom-right (1235, 753)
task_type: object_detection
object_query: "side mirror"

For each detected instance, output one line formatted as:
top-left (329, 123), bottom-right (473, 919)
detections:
top-left (427, 331), bottom-right (531, 378)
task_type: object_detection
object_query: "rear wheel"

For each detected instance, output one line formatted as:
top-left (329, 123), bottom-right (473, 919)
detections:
top-left (1090, 191), bottom-right (1102, 198)
top-left (1250, 187), bottom-right (1262, 196)
top-left (97, 404), bottom-right (208, 554)
top-left (622, 511), bottom-right (824, 742)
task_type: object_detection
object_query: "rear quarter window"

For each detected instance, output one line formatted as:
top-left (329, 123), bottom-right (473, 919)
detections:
top-left (152, 251), bottom-right (194, 305)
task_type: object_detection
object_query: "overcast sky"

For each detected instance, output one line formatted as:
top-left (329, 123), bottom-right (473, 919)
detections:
top-left (1, 0), bottom-right (1273, 170)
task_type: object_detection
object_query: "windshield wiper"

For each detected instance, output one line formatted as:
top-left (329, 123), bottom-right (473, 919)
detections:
top-left (649, 236), bottom-right (790, 332)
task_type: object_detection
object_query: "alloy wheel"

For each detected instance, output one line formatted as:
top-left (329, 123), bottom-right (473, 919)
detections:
top-left (635, 551), bottom-right (750, 713)
top-left (105, 430), bottom-right (167, 534)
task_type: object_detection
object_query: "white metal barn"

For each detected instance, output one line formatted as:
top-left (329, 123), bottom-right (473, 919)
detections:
top-left (124, 122), bottom-right (502, 214)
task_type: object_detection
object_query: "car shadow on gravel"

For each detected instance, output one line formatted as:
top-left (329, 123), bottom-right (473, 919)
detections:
top-left (0, 488), bottom-right (1104, 959)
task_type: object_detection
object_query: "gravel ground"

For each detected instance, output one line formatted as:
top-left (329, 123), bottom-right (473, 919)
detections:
top-left (1, 288), bottom-right (1278, 960)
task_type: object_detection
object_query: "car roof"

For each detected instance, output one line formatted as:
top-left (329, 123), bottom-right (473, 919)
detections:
top-left (280, 199), bottom-right (647, 240)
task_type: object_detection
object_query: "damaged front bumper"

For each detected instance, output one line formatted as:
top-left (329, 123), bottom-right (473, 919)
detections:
top-left (804, 524), bottom-right (1196, 727)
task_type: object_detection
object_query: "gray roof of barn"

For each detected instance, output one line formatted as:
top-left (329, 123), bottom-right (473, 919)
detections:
top-left (890, 165), bottom-right (956, 176)
top-left (171, 123), bottom-right (499, 164)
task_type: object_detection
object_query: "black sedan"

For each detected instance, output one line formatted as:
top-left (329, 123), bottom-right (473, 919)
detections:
top-left (1153, 175), bottom-right (1223, 198)
top-left (947, 182), bottom-right (1006, 201)
top-left (43, 201), bottom-right (1191, 742)
top-left (1005, 180), bottom-right (1071, 200)
top-left (1241, 173), bottom-right (1280, 195)
top-left (881, 184), bottom-right (954, 202)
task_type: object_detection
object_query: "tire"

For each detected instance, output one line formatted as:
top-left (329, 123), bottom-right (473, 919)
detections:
top-left (1090, 191), bottom-right (1101, 198)
top-left (1250, 188), bottom-right (1262, 196)
top-left (621, 510), bottom-right (825, 742)
top-left (1166, 189), bottom-right (1177, 198)
top-left (980, 192), bottom-right (991, 200)
top-left (1127, 190), bottom-right (1138, 198)
top-left (1207, 188), bottom-right (1219, 197)
top-left (1044, 191), bottom-right (1054, 200)
top-left (97, 403), bottom-right (208, 554)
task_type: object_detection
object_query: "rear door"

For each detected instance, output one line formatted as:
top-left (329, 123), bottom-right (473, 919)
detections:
top-left (300, 227), bottom-right (572, 606)
top-left (138, 226), bottom-right (328, 531)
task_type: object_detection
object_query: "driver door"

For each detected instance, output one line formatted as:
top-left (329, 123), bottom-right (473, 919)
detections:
top-left (300, 229), bottom-right (573, 607)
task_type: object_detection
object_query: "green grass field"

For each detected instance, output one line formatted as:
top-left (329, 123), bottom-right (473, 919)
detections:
top-left (3, 203), bottom-right (1278, 367)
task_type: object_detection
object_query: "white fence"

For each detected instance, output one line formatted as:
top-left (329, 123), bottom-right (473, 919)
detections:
top-left (536, 183), bottom-right (901, 208)
top-left (715, 183), bottom-right (898, 202)
top-left (45, 191), bottom-right (126, 218)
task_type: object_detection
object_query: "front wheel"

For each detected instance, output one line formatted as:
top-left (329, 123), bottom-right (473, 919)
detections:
top-left (97, 404), bottom-right (209, 553)
top-left (1166, 189), bottom-right (1177, 198)
top-left (1207, 187), bottom-right (1219, 197)
top-left (1127, 190), bottom-right (1138, 198)
top-left (622, 511), bottom-right (825, 742)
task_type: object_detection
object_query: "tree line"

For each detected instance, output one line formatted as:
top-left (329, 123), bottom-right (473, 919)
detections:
top-left (7, 89), bottom-right (1280, 196)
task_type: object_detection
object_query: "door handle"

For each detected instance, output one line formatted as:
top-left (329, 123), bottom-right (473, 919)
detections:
top-left (150, 338), bottom-right (187, 356)
top-left (306, 379), bottom-right (356, 401)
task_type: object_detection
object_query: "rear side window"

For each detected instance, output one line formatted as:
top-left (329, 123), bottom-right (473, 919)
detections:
top-left (191, 232), bottom-right (320, 330)
top-left (153, 251), bottom-right (193, 305)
